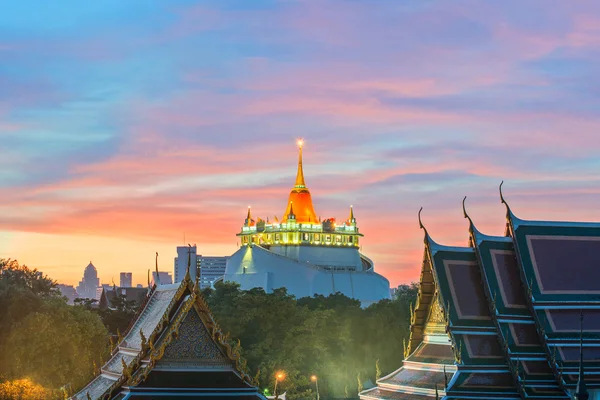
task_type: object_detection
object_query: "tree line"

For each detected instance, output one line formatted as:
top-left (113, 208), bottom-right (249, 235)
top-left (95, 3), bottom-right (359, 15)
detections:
top-left (0, 258), bottom-right (417, 399)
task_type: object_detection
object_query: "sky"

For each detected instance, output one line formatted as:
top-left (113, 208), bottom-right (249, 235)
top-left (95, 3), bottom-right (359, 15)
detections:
top-left (2, 0), bottom-right (600, 288)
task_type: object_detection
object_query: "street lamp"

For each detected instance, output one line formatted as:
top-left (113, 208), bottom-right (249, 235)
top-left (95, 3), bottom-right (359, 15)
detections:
top-left (274, 372), bottom-right (285, 400)
top-left (311, 375), bottom-right (320, 400)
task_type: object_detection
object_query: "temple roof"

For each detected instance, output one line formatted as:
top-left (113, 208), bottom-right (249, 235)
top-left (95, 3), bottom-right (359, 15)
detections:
top-left (72, 270), bottom-right (263, 400)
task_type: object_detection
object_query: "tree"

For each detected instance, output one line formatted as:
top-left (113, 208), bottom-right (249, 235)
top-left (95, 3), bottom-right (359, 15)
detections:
top-left (0, 259), bottom-right (109, 395)
top-left (203, 281), bottom-right (418, 399)
top-left (1, 298), bottom-right (109, 390)
top-left (0, 378), bottom-right (57, 400)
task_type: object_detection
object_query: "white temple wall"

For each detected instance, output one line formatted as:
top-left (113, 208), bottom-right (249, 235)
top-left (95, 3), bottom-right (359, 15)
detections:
top-left (268, 245), bottom-right (363, 270)
top-left (224, 245), bottom-right (390, 305)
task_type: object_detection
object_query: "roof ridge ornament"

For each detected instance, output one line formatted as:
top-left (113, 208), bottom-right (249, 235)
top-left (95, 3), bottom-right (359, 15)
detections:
top-left (499, 180), bottom-right (514, 237)
top-left (185, 244), bottom-right (192, 282)
top-left (462, 196), bottom-right (476, 247)
top-left (499, 180), bottom-right (507, 206)
top-left (418, 207), bottom-right (430, 240)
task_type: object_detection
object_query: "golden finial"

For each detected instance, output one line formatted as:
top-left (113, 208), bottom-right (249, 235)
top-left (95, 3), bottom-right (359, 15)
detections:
top-left (185, 244), bottom-right (192, 281)
top-left (147, 269), bottom-right (150, 288)
top-left (121, 357), bottom-right (131, 380)
top-left (246, 206), bottom-right (252, 226)
top-left (117, 328), bottom-right (122, 343)
top-left (111, 278), bottom-right (116, 290)
top-left (140, 329), bottom-right (147, 350)
top-left (349, 205), bottom-right (355, 223)
top-left (295, 138), bottom-right (306, 188)
top-left (149, 338), bottom-right (155, 354)
top-left (155, 252), bottom-right (160, 286)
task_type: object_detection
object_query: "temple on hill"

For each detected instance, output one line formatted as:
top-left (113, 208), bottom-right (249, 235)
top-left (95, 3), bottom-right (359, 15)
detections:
top-left (223, 139), bottom-right (390, 305)
top-left (72, 253), bottom-right (266, 400)
top-left (360, 184), bottom-right (600, 400)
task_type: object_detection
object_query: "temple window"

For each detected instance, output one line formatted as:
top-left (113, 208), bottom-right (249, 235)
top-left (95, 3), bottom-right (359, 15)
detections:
top-left (275, 233), bottom-right (280, 241)
top-left (303, 233), bottom-right (309, 241)
top-left (326, 235), bottom-right (331, 242)
top-left (336, 235), bottom-right (341, 243)
top-left (348, 236), bottom-right (353, 243)
top-left (315, 234), bottom-right (320, 241)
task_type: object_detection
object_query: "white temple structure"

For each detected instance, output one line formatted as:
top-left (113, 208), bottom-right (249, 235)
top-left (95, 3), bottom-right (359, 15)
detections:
top-left (224, 140), bottom-right (390, 306)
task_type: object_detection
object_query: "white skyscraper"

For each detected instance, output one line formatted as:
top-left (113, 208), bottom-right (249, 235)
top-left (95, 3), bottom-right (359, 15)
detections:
top-left (174, 245), bottom-right (198, 283)
top-left (120, 272), bottom-right (132, 288)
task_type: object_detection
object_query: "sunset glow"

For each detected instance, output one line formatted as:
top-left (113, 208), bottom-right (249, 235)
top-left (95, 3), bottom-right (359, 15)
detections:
top-left (2, 1), bottom-right (600, 288)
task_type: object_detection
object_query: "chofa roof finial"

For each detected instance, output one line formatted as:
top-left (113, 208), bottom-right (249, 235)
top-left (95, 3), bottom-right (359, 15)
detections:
top-left (462, 196), bottom-right (475, 232)
top-left (499, 180), bottom-right (510, 208)
top-left (418, 207), bottom-right (430, 240)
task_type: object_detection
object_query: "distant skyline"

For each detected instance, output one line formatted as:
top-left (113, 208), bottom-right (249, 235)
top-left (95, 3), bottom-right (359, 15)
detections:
top-left (2, 1), bottom-right (600, 287)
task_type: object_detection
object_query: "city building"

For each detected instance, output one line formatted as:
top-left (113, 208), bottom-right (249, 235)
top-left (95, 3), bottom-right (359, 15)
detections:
top-left (174, 245), bottom-right (198, 283)
top-left (152, 271), bottom-right (173, 286)
top-left (72, 270), bottom-right (266, 399)
top-left (224, 141), bottom-right (390, 306)
top-left (120, 272), bottom-right (132, 288)
top-left (57, 284), bottom-right (78, 304)
top-left (198, 256), bottom-right (228, 289)
top-left (360, 190), bottom-right (598, 399)
top-left (173, 247), bottom-right (227, 289)
top-left (76, 262), bottom-right (100, 300)
top-left (95, 284), bottom-right (112, 302)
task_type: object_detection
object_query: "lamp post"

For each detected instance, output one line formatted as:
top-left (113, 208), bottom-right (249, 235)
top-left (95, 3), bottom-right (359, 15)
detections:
top-left (274, 372), bottom-right (284, 400)
top-left (311, 375), bottom-right (319, 400)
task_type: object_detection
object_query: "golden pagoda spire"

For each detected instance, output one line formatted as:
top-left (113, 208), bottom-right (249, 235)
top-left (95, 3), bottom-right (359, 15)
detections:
top-left (277, 139), bottom-right (318, 223)
top-left (348, 205), bottom-right (355, 223)
top-left (245, 206), bottom-right (252, 226)
top-left (295, 138), bottom-right (306, 188)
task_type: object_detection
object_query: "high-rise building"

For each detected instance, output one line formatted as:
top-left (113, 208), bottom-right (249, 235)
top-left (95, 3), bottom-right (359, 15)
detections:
top-left (174, 245), bottom-right (199, 283)
top-left (224, 141), bottom-right (390, 305)
top-left (152, 271), bottom-right (173, 286)
top-left (198, 256), bottom-right (228, 289)
top-left (76, 262), bottom-right (100, 300)
top-left (120, 272), bottom-right (132, 288)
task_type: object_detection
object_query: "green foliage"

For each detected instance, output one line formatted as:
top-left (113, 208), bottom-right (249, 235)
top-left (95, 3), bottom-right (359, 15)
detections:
top-left (0, 258), bottom-right (109, 395)
top-left (204, 282), bottom-right (417, 399)
top-left (98, 293), bottom-right (139, 335)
